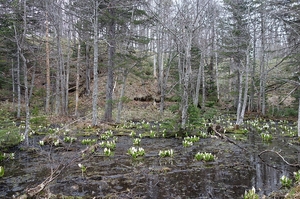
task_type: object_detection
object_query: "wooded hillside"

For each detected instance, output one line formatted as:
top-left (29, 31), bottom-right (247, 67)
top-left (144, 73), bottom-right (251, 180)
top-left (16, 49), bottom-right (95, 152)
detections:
top-left (0, 0), bottom-right (300, 144)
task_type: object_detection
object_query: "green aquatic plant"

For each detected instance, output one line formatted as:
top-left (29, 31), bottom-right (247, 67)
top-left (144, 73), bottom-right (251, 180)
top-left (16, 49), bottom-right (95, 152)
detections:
top-left (184, 135), bottom-right (200, 142)
top-left (63, 136), bottom-right (77, 143)
top-left (198, 131), bottom-right (208, 138)
top-left (54, 139), bottom-right (60, 146)
top-left (120, 120), bottom-right (137, 129)
top-left (100, 130), bottom-right (114, 140)
top-left (78, 163), bottom-right (86, 177)
top-left (104, 148), bottom-right (113, 157)
top-left (39, 140), bottom-right (44, 146)
top-left (100, 140), bottom-right (116, 149)
top-left (294, 170), bottom-right (300, 183)
top-left (0, 166), bottom-right (4, 177)
top-left (182, 140), bottom-right (193, 147)
top-left (194, 152), bottom-right (215, 162)
top-left (133, 138), bottom-right (141, 145)
top-left (280, 175), bottom-right (292, 188)
top-left (149, 130), bottom-right (156, 138)
top-left (243, 187), bottom-right (259, 199)
top-left (128, 147), bottom-right (145, 159)
top-left (140, 120), bottom-right (150, 129)
top-left (158, 149), bottom-right (174, 158)
top-left (130, 131), bottom-right (136, 137)
top-left (261, 133), bottom-right (273, 142)
top-left (0, 152), bottom-right (14, 161)
top-left (182, 135), bottom-right (200, 147)
top-left (81, 138), bottom-right (97, 145)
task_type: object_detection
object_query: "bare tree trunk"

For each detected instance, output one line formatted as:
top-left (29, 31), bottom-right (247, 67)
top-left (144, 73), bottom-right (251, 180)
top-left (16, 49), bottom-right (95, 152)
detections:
top-left (103, 6), bottom-right (115, 122)
top-left (160, 52), bottom-right (174, 113)
top-left (56, 0), bottom-right (66, 115)
top-left (157, 27), bottom-right (163, 96)
top-left (45, 8), bottom-right (51, 113)
top-left (250, 25), bottom-right (256, 112)
top-left (85, 43), bottom-right (91, 95)
top-left (66, 21), bottom-right (73, 116)
top-left (16, 46), bottom-right (21, 119)
top-left (55, 58), bottom-right (60, 114)
top-left (57, 34), bottom-right (65, 115)
top-left (14, 0), bottom-right (30, 146)
top-left (92, 0), bottom-right (99, 126)
top-left (215, 37), bottom-right (220, 101)
top-left (29, 62), bottom-right (36, 101)
top-left (236, 48), bottom-right (250, 126)
top-left (298, 98), bottom-right (300, 137)
top-left (181, 33), bottom-right (192, 129)
top-left (240, 53), bottom-right (250, 124)
top-left (236, 69), bottom-right (243, 127)
top-left (11, 59), bottom-right (15, 106)
top-left (153, 53), bottom-right (157, 78)
top-left (116, 69), bottom-right (128, 123)
top-left (193, 52), bottom-right (203, 107)
top-left (259, 1), bottom-right (266, 115)
top-left (75, 43), bottom-right (81, 117)
top-left (21, 53), bottom-right (30, 146)
top-left (201, 52), bottom-right (206, 110)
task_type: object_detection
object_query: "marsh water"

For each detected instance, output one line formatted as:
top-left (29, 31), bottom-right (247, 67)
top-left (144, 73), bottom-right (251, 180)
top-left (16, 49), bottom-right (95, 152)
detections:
top-left (0, 123), bottom-right (300, 199)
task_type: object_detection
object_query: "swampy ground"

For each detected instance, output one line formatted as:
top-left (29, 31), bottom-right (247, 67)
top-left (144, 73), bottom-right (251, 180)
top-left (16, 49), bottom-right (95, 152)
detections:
top-left (1, 115), bottom-right (300, 199)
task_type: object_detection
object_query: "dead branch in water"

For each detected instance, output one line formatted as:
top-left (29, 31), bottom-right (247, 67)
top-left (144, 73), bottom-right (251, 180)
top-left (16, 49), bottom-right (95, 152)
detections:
top-left (16, 143), bottom-right (99, 199)
top-left (258, 150), bottom-right (300, 168)
top-left (211, 125), bottom-right (247, 151)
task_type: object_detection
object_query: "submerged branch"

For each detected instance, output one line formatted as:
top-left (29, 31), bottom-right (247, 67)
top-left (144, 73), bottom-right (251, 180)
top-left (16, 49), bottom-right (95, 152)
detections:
top-left (258, 150), bottom-right (300, 168)
top-left (16, 143), bottom-right (99, 199)
top-left (211, 125), bottom-right (247, 151)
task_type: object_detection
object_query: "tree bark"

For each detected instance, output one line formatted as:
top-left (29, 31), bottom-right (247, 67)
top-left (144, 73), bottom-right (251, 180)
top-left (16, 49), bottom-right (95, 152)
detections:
top-left (45, 8), bottom-right (51, 113)
top-left (14, 0), bottom-right (30, 146)
top-left (92, 0), bottom-right (99, 126)
top-left (193, 52), bottom-right (203, 107)
top-left (298, 98), bottom-right (300, 137)
top-left (16, 44), bottom-right (21, 119)
top-left (181, 32), bottom-right (192, 128)
top-left (239, 51), bottom-right (249, 124)
top-left (116, 69), bottom-right (128, 123)
top-left (236, 69), bottom-right (243, 126)
top-left (75, 43), bottom-right (81, 117)
top-left (85, 43), bottom-right (91, 95)
top-left (259, 1), bottom-right (266, 115)
top-left (103, 5), bottom-right (116, 122)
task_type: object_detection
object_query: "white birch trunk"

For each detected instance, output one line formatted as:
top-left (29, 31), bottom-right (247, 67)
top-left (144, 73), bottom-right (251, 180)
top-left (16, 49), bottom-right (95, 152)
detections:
top-left (193, 52), bottom-right (203, 107)
top-left (201, 54), bottom-right (205, 110)
top-left (75, 43), bottom-right (81, 117)
top-left (85, 43), bottom-right (91, 95)
top-left (21, 52), bottom-right (30, 146)
top-left (45, 9), bottom-right (51, 113)
top-left (236, 70), bottom-right (243, 127)
top-left (298, 98), bottom-right (300, 137)
top-left (11, 59), bottom-right (15, 106)
top-left (16, 47), bottom-right (21, 119)
top-left (116, 69), bottom-right (128, 123)
top-left (239, 57), bottom-right (249, 125)
top-left (92, 0), bottom-right (99, 126)
top-left (215, 51), bottom-right (220, 101)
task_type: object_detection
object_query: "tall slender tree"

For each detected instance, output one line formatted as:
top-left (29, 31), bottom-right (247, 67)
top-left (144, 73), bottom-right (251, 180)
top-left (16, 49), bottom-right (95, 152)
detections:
top-left (92, 0), bottom-right (100, 126)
